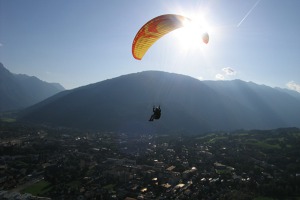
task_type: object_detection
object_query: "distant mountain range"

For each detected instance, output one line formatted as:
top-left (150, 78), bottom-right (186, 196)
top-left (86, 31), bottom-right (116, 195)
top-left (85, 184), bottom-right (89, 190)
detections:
top-left (18, 71), bottom-right (300, 134)
top-left (0, 63), bottom-right (65, 112)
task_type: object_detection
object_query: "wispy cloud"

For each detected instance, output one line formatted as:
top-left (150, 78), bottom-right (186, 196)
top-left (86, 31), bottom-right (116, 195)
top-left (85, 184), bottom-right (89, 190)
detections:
top-left (215, 67), bottom-right (237, 80)
top-left (216, 74), bottom-right (225, 80)
top-left (0, 43), bottom-right (3, 47)
top-left (222, 67), bottom-right (236, 76)
top-left (286, 81), bottom-right (300, 93)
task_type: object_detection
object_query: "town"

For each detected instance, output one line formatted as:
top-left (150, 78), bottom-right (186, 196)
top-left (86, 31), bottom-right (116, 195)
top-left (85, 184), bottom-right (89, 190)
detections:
top-left (0, 122), bottom-right (299, 199)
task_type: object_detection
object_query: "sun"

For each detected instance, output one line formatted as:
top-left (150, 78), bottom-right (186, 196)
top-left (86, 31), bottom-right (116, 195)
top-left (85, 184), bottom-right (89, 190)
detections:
top-left (173, 16), bottom-right (211, 51)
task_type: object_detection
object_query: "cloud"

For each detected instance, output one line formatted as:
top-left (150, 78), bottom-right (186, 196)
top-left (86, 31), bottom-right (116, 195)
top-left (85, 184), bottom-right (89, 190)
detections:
top-left (216, 74), bottom-right (225, 80)
top-left (215, 67), bottom-right (237, 81)
top-left (222, 67), bottom-right (236, 76)
top-left (286, 81), bottom-right (300, 93)
top-left (0, 43), bottom-right (3, 47)
top-left (197, 76), bottom-right (203, 80)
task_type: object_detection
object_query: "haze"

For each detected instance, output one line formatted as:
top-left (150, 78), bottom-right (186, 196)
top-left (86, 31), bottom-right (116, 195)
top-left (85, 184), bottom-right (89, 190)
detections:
top-left (1, 0), bottom-right (300, 91)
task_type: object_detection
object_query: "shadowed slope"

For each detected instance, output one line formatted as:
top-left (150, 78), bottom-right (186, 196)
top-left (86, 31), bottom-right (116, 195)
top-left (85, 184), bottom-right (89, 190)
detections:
top-left (19, 71), bottom-right (300, 134)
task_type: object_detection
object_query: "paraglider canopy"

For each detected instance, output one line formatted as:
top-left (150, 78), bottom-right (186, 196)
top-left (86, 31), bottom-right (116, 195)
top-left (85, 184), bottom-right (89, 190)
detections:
top-left (132, 14), bottom-right (209, 60)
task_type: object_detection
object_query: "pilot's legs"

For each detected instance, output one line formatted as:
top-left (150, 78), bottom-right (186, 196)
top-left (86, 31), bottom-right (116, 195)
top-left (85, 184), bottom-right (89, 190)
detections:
top-left (149, 115), bottom-right (154, 121)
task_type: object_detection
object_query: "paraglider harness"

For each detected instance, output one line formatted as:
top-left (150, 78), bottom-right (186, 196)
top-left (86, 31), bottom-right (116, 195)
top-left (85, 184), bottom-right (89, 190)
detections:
top-left (149, 106), bottom-right (161, 121)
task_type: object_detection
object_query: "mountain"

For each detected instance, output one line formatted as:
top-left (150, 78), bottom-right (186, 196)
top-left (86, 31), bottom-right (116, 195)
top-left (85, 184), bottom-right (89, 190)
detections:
top-left (0, 63), bottom-right (65, 112)
top-left (19, 71), bottom-right (300, 134)
top-left (275, 87), bottom-right (300, 101)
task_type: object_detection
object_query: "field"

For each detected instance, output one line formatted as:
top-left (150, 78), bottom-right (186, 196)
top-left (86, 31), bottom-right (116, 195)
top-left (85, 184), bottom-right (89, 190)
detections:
top-left (21, 180), bottom-right (52, 196)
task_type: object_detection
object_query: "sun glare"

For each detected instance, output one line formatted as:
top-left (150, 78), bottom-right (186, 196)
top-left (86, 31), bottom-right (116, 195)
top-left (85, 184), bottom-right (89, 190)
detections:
top-left (173, 16), bottom-right (211, 51)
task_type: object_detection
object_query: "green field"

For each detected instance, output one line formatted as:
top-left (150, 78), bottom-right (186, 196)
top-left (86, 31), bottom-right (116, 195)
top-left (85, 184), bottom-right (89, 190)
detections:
top-left (253, 197), bottom-right (275, 200)
top-left (22, 180), bottom-right (52, 196)
top-left (246, 139), bottom-right (281, 150)
top-left (0, 118), bottom-right (16, 122)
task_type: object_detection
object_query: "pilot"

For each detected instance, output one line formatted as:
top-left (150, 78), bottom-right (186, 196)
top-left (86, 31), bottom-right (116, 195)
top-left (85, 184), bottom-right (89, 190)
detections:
top-left (149, 106), bottom-right (161, 121)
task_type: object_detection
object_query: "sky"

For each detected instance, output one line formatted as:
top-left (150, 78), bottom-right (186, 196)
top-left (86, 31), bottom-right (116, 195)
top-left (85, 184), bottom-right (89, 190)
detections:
top-left (1, 0), bottom-right (300, 91)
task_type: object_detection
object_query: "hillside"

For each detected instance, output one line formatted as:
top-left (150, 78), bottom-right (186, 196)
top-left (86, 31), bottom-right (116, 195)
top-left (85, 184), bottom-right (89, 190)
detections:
top-left (0, 63), bottom-right (65, 112)
top-left (19, 71), bottom-right (300, 134)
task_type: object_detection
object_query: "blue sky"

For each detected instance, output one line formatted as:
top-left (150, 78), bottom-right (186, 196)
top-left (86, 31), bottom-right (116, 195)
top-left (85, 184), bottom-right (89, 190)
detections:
top-left (1, 0), bottom-right (300, 91)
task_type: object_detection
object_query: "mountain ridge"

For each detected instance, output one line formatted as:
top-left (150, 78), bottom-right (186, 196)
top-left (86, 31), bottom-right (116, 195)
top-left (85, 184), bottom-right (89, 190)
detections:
top-left (0, 63), bottom-right (65, 112)
top-left (19, 71), bottom-right (300, 134)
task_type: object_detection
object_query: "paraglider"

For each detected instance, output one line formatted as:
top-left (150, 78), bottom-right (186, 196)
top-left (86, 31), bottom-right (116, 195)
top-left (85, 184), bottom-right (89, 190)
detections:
top-left (132, 14), bottom-right (209, 121)
top-left (132, 14), bottom-right (209, 60)
top-left (149, 106), bottom-right (161, 121)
